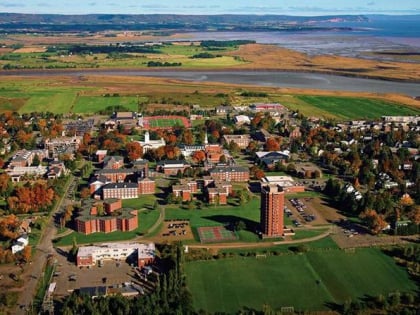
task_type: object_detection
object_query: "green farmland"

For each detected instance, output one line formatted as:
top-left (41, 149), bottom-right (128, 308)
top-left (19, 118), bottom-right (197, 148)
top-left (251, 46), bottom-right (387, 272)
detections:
top-left (297, 95), bottom-right (420, 120)
top-left (73, 95), bottom-right (147, 113)
top-left (185, 247), bottom-right (417, 313)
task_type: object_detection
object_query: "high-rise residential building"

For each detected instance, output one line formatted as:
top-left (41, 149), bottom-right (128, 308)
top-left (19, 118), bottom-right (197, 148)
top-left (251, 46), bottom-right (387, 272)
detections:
top-left (260, 184), bottom-right (284, 237)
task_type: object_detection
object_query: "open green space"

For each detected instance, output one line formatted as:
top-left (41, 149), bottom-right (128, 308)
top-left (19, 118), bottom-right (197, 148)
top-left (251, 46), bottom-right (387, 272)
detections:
top-left (166, 198), bottom-right (259, 233)
top-left (297, 95), bottom-right (420, 120)
top-left (185, 247), bottom-right (417, 313)
top-left (73, 95), bottom-right (148, 113)
top-left (0, 43), bottom-right (244, 70)
top-left (148, 118), bottom-right (184, 128)
top-left (54, 208), bottom-right (160, 246)
top-left (291, 228), bottom-right (329, 240)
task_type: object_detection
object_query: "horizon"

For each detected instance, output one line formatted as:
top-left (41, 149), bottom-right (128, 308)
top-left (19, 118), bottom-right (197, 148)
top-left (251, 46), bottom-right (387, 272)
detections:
top-left (2, 12), bottom-right (420, 17)
top-left (0, 0), bottom-right (419, 16)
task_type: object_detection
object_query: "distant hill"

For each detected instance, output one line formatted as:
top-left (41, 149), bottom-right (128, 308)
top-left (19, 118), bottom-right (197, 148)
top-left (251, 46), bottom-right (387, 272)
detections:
top-left (0, 13), bottom-right (368, 33)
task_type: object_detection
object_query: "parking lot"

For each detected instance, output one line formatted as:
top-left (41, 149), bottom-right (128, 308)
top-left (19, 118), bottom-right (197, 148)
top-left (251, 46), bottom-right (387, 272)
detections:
top-left (285, 197), bottom-right (330, 228)
top-left (53, 249), bottom-right (141, 298)
top-left (155, 220), bottom-right (193, 242)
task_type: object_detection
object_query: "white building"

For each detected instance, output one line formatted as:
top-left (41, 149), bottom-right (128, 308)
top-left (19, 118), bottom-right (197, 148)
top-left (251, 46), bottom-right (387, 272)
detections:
top-left (76, 242), bottom-right (156, 267)
top-left (137, 131), bottom-right (165, 152)
top-left (11, 234), bottom-right (29, 254)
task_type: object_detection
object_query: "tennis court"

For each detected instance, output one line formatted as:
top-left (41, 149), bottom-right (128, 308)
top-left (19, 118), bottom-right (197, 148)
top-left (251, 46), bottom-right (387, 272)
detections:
top-left (197, 226), bottom-right (238, 243)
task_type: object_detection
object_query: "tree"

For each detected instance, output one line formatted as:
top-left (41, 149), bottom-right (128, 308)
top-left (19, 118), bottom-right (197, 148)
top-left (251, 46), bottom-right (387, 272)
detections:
top-left (191, 150), bottom-right (206, 163)
top-left (235, 220), bottom-right (246, 231)
top-left (125, 142), bottom-right (143, 161)
top-left (21, 245), bottom-right (31, 262)
top-left (31, 154), bottom-right (40, 166)
top-left (80, 187), bottom-right (91, 199)
top-left (264, 137), bottom-right (280, 151)
top-left (360, 209), bottom-right (388, 234)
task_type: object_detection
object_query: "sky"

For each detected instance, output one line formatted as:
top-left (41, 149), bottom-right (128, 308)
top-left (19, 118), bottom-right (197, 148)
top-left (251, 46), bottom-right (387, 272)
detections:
top-left (0, 0), bottom-right (419, 16)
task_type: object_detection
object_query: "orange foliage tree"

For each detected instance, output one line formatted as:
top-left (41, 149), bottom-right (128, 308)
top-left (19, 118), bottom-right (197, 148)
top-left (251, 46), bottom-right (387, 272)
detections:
top-left (360, 209), bottom-right (388, 235)
top-left (126, 142), bottom-right (143, 161)
top-left (7, 183), bottom-right (55, 214)
top-left (0, 214), bottom-right (19, 240)
top-left (191, 150), bottom-right (206, 163)
top-left (264, 137), bottom-right (280, 151)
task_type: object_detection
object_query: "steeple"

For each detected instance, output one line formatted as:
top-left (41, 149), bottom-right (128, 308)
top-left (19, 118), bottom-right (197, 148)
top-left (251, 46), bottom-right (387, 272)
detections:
top-left (204, 132), bottom-right (208, 145)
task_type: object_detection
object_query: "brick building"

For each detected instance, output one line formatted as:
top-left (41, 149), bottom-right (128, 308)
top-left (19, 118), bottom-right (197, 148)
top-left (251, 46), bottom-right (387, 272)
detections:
top-left (138, 177), bottom-right (155, 195)
top-left (75, 199), bottom-right (138, 235)
top-left (44, 136), bottom-right (81, 158)
top-left (260, 184), bottom-right (284, 237)
top-left (156, 160), bottom-right (190, 175)
top-left (261, 176), bottom-right (305, 194)
top-left (209, 166), bottom-right (249, 182)
top-left (103, 156), bottom-right (124, 169)
top-left (207, 187), bottom-right (228, 205)
top-left (102, 183), bottom-right (139, 199)
top-left (223, 134), bottom-right (251, 149)
top-left (205, 145), bottom-right (224, 163)
top-left (172, 185), bottom-right (192, 202)
top-left (8, 149), bottom-right (48, 168)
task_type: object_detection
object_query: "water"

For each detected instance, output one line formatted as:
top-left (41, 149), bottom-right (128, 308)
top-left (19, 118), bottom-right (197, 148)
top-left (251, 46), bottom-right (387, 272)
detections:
top-left (169, 15), bottom-right (420, 59)
top-left (7, 70), bottom-right (420, 97)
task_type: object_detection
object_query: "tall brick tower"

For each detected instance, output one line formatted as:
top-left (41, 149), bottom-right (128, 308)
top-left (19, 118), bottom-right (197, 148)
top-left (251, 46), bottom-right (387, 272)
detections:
top-left (260, 184), bottom-right (284, 237)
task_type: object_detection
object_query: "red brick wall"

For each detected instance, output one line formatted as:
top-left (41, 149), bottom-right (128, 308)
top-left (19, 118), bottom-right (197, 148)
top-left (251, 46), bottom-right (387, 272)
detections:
top-left (77, 255), bottom-right (93, 267)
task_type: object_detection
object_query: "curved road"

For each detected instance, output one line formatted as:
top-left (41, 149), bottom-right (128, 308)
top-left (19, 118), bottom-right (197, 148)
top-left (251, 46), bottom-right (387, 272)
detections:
top-left (14, 175), bottom-right (76, 315)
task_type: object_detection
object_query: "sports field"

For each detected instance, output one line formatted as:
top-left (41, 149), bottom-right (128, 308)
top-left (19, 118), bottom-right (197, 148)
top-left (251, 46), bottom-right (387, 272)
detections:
top-left (185, 247), bottom-right (417, 313)
top-left (197, 226), bottom-right (238, 243)
top-left (297, 95), bottom-right (420, 120)
top-left (143, 115), bottom-right (191, 129)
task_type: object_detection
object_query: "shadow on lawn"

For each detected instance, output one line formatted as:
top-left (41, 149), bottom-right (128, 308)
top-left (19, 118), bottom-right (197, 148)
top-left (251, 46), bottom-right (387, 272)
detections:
top-left (202, 214), bottom-right (259, 232)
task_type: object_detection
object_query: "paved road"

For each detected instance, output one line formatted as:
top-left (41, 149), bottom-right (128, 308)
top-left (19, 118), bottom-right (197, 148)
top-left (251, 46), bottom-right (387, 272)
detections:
top-left (14, 175), bottom-right (75, 315)
top-left (187, 226), bottom-right (333, 250)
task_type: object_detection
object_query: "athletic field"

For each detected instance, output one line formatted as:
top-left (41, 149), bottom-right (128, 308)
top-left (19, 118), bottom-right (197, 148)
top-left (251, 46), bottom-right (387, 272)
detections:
top-left (197, 226), bottom-right (238, 243)
top-left (185, 247), bottom-right (417, 313)
top-left (143, 115), bottom-right (191, 130)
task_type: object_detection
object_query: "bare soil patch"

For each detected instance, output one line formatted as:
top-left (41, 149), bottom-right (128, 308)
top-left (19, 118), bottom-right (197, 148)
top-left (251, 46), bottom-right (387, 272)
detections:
top-left (13, 47), bottom-right (47, 53)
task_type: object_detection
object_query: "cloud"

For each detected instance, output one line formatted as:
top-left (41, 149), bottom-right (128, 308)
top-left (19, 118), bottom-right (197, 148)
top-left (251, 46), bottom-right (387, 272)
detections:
top-left (367, 1), bottom-right (375, 5)
top-left (37, 2), bottom-right (49, 7)
top-left (88, 2), bottom-right (96, 6)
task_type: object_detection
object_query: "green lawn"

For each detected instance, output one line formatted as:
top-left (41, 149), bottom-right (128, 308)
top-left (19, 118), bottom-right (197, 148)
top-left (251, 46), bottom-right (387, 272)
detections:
top-left (297, 96), bottom-right (420, 120)
top-left (166, 198), bottom-right (260, 229)
top-left (149, 118), bottom-right (184, 128)
top-left (185, 247), bottom-right (417, 313)
top-left (291, 228), bottom-right (329, 240)
top-left (73, 95), bottom-right (148, 113)
top-left (54, 208), bottom-right (160, 246)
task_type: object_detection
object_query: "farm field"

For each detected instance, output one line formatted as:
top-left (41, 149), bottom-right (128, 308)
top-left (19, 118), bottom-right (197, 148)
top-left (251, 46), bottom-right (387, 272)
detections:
top-left (297, 95), bottom-right (420, 120)
top-left (185, 247), bottom-right (417, 313)
top-left (73, 95), bottom-right (147, 113)
top-left (0, 75), bottom-right (418, 117)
